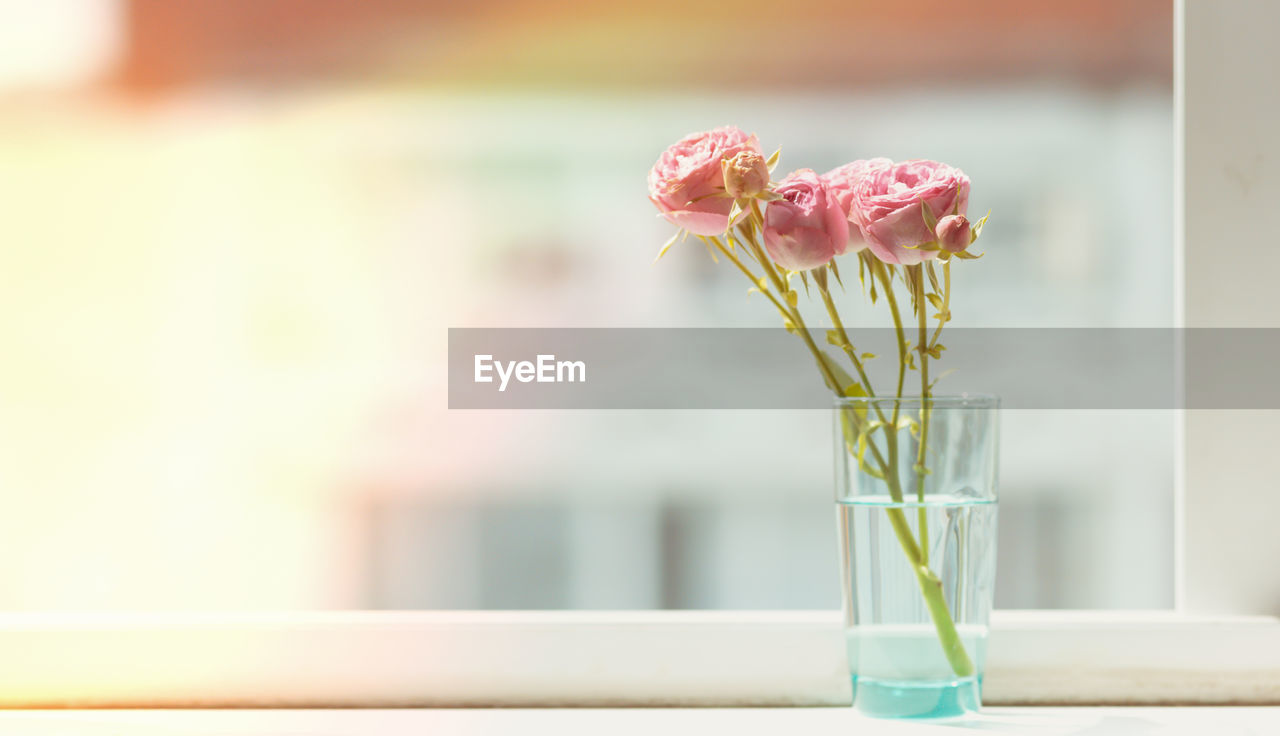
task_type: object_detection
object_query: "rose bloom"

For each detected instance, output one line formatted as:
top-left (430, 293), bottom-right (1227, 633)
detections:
top-left (848, 159), bottom-right (970, 266)
top-left (823, 158), bottom-right (890, 254)
top-left (762, 169), bottom-right (849, 271)
top-left (648, 126), bottom-right (763, 236)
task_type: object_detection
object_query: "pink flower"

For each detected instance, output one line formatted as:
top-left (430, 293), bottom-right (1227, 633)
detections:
top-left (648, 127), bottom-right (764, 236)
top-left (848, 159), bottom-right (970, 266)
top-left (823, 158), bottom-right (891, 254)
top-left (936, 214), bottom-right (971, 253)
top-left (722, 151), bottom-right (770, 199)
top-left (762, 169), bottom-right (849, 271)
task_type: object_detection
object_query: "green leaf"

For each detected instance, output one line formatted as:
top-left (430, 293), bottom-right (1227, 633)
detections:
top-left (971, 209), bottom-right (992, 241)
top-left (842, 411), bottom-right (857, 445)
top-left (818, 350), bottom-right (861, 397)
top-left (926, 293), bottom-right (944, 310)
top-left (839, 407), bottom-right (861, 456)
top-left (860, 352), bottom-right (876, 361)
top-left (859, 452), bottom-right (885, 479)
top-left (699, 236), bottom-right (718, 263)
top-left (727, 200), bottom-right (743, 228)
top-left (929, 367), bottom-right (958, 390)
top-left (925, 261), bottom-right (940, 294)
top-left (653, 230), bottom-right (681, 263)
top-left (854, 424), bottom-right (886, 479)
top-left (785, 290), bottom-right (799, 308)
top-left (766, 147), bottom-right (782, 172)
top-left (954, 249), bottom-right (983, 260)
top-left (920, 200), bottom-right (938, 231)
top-left (826, 329), bottom-right (845, 348)
top-left (829, 259), bottom-right (845, 290)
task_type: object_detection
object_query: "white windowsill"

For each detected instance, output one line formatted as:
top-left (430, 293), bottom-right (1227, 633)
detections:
top-left (1, 610), bottom-right (1277, 708)
top-left (0, 707), bottom-right (1277, 735)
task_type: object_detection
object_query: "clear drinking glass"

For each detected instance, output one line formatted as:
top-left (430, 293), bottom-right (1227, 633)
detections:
top-left (834, 394), bottom-right (999, 718)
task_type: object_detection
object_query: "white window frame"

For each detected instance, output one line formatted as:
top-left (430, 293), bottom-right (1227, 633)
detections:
top-left (1177, 0), bottom-right (1280, 617)
top-left (2, 0), bottom-right (1279, 709)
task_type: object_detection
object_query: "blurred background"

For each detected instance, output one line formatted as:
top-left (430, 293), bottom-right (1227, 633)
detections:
top-left (0, 0), bottom-right (1173, 610)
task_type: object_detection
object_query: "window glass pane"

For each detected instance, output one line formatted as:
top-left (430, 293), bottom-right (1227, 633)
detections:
top-left (0, 0), bottom-right (1172, 609)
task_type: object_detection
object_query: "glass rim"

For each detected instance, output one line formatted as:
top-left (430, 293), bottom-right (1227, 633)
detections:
top-left (833, 392), bottom-right (999, 408)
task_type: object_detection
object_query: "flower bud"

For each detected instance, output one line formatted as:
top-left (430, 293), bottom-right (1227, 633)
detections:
top-left (722, 151), bottom-right (770, 199)
top-left (935, 214), bottom-right (971, 253)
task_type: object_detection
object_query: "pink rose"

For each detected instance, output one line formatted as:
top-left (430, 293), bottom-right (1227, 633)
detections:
top-left (823, 158), bottom-right (891, 254)
top-left (848, 159), bottom-right (970, 266)
top-left (936, 214), bottom-right (971, 253)
top-left (648, 126), bottom-right (764, 236)
top-left (762, 169), bottom-right (849, 271)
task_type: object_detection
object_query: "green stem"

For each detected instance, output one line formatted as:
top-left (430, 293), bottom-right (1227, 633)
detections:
top-left (701, 225), bottom-right (972, 679)
top-left (871, 259), bottom-right (909, 524)
top-left (735, 227), bottom-right (845, 398)
top-left (814, 276), bottom-right (883, 406)
top-left (817, 277), bottom-right (916, 504)
top-left (914, 562), bottom-right (974, 677)
top-left (734, 223), bottom-right (898, 500)
top-left (706, 236), bottom-right (788, 316)
top-left (812, 258), bottom-right (970, 679)
top-left (929, 260), bottom-right (952, 348)
top-left (826, 262), bottom-right (971, 678)
top-left (876, 496), bottom-right (975, 678)
top-left (911, 264), bottom-right (931, 566)
top-left (873, 261), bottom-right (909, 408)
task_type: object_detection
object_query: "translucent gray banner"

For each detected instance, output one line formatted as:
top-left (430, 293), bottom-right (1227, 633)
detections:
top-left (448, 328), bottom-right (1280, 409)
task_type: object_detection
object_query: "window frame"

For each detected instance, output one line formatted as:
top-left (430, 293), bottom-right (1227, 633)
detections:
top-left (1177, 0), bottom-right (1280, 616)
top-left (3, 0), bottom-right (1278, 710)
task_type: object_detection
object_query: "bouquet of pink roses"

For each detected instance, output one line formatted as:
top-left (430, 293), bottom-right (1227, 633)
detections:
top-left (648, 126), bottom-right (990, 680)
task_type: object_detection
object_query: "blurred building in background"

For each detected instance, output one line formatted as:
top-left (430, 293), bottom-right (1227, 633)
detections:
top-left (0, 0), bottom-right (1173, 610)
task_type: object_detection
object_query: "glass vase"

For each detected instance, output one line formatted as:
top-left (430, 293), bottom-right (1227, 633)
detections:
top-left (834, 394), bottom-right (999, 718)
